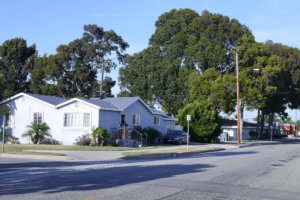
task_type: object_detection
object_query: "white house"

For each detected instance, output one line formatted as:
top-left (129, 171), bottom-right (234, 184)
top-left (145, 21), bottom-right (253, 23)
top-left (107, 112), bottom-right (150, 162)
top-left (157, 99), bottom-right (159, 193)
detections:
top-left (0, 93), bottom-right (178, 145)
top-left (220, 119), bottom-right (260, 141)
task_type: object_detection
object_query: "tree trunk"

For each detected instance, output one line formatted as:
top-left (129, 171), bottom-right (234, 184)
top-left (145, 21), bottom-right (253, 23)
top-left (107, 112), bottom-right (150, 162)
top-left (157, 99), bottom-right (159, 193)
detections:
top-left (240, 104), bottom-right (244, 142)
top-left (268, 113), bottom-right (274, 138)
top-left (268, 113), bottom-right (274, 139)
top-left (256, 109), bottom-right (260, 134)
top-left (260, 109), bottom-right (265, 138)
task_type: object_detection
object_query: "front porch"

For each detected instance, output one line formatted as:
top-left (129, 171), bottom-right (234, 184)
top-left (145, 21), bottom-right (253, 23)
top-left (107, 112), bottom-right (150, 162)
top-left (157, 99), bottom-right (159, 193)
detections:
top-left (115, 127), bottom-right (148, 147)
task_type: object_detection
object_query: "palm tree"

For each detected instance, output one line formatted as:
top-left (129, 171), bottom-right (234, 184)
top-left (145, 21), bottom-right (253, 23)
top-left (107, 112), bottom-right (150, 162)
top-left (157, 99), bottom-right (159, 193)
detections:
top-left (91, 127), bottom-right (112, 146)
top-left (22, 122), bottom-right (51, 144)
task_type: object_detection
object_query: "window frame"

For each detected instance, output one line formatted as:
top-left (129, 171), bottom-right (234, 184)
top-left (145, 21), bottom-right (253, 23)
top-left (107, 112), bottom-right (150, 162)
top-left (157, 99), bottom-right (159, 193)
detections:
top-left (154, 115), bottom-right (160, 125)
top-left (132, 113), bottom-right (140, 125)
top-left (63, 112), bottom-right (91, 128)
top-left (33, 112), bottom-right (43, 124)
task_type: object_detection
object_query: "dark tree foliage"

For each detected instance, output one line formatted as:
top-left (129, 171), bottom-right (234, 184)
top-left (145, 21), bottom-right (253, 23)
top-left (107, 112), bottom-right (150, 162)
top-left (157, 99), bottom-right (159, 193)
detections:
top-left (44, 24), bottom-right (128, 98)
top-left (46, 39), bottom-right (98, 97)
top-left (0, 38), bottom-right (36, 99)
top-left (119, 9), bottom-right (252, 116)
top-left (265, 41), bottom-right (300, 110)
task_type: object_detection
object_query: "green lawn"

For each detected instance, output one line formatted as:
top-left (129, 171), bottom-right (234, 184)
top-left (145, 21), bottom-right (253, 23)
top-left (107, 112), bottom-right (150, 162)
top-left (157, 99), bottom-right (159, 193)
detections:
top-left (122, 146), bottom-right (221, 158)
top-left (0, 144), bottom-right (199, 157)
top-left (1, 144), bottom-right (142, 156)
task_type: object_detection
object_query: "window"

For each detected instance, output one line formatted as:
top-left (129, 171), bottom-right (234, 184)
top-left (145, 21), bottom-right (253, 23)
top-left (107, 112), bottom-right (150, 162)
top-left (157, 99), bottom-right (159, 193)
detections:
top-left (64, 113), bottom-right (90, 128)
top-left (132, 114), bottom-right (140, 125)
top-left (154, 116), bottom-right (160, 125)
top-left (33, 112), bottom-right (43, 124)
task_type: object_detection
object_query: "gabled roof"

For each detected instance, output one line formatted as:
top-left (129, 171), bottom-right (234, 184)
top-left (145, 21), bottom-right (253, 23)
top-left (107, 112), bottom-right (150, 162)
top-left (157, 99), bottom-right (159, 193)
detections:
top-left (222, 119), bottom-right (258, 127)
top-left (0, 93), bottom-right (176, 120)
top-left (101, 97), bottom-right (140, 110)
top-left (26, 93), bottom-right (70, 106)
top-left (0, 92), bottom-right (70, 108)
top-left (150, 108), bottom-right (166, 115)
top-left (81, 98), bottom-right (120, 111)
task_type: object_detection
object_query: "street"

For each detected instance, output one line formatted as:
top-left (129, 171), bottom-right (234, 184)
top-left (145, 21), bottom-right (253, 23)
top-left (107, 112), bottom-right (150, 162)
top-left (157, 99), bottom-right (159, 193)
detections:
top-left (1, 141), bottom-right (300, 200)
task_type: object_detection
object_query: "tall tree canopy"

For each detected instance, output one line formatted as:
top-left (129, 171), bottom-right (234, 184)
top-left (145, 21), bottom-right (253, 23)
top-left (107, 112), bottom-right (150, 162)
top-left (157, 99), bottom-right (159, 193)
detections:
top-left (33, 24), bottom-right (128, 98)
top-left (0, 38), bottom-right (36, 99)
top-left (119, 9), bottom-right (252, 116)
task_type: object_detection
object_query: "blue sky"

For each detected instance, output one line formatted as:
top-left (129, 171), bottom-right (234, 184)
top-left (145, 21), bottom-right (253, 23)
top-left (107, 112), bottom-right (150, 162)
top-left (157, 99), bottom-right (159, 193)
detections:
top-left (1, 0), bottom-right (299, 120)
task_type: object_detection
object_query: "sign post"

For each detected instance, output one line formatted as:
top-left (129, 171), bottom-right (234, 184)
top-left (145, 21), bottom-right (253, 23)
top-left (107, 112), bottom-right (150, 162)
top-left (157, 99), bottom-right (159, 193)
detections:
top-left (0, 104), bottom-right (10, 153)
top-left (187, 115), bottom-right (191, 152)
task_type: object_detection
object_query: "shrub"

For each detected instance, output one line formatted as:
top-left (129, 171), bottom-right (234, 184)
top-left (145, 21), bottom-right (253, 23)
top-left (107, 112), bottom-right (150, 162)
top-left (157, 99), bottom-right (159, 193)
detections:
top-left (143, 127), bottom-right (162, 144)
top-left (249, 131), bottom-right (259, 139)
top-left (0, 132), bottom-right (12, 143)
top-left (91, 127), bottom-right (112, 146)
top-left (177, 100), bottom-right (222, 143)
top-left (40, 138), bottom-right (60, 145)
top-left (133, 126), bottom-right (162, 145)
top-left (75, 134), bottom-right (92, 146)
top-left (22, 122), bottom-right (51, 144)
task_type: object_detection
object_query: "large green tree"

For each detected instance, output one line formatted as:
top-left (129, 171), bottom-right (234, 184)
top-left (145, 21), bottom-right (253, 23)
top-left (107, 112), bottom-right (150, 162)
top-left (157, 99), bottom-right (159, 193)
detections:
top-left (119, 9), bottom-right (252, 116)
top-left (44, 25), bottom-right (128, 98)
top-left (0, 38), bottom-right (37, 99)
top-left (177, 100), bottom-right (222, 143)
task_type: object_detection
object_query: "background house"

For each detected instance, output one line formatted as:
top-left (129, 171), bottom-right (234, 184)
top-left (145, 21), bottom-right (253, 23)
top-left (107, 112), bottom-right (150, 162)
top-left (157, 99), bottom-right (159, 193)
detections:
top-left (0, 93), bottom-right (177, 145)
top-left (220, 119), bottom-right (263, 141)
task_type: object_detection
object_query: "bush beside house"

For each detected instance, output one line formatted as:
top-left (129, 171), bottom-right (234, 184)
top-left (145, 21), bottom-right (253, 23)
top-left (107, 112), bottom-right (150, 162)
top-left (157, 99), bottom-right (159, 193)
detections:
top-left (22, 122), bottom-right (51, 144)
top-left (91, 127), bottom-right (112, 146)
top-left (249, 131), bottom-right (259, 139)
top-left (134, 126), bottom-right (162, 144)
top-left (177, 100), bottom-right (222, 143)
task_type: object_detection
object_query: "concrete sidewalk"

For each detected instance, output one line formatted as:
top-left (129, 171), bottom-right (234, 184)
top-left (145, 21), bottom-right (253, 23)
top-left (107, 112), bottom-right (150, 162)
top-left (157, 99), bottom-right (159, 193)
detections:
top-left (10, 143), bottom-right (239, 161)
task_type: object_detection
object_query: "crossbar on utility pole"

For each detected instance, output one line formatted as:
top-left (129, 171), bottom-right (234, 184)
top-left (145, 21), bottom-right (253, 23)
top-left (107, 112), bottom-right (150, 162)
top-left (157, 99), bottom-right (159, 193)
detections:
top-left (236, 49), bottom-right (241, 146)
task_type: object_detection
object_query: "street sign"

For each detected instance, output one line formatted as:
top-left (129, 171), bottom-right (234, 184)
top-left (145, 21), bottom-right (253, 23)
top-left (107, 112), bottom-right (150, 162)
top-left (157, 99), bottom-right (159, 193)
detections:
top-left (187, 115), bottom-right (191, 121)
top-left (0, 104), bottom-right (10, 116)
top-left (1, 104), bottom-right (9, 152)
top-left (186, 115), bottom-right (191, 151)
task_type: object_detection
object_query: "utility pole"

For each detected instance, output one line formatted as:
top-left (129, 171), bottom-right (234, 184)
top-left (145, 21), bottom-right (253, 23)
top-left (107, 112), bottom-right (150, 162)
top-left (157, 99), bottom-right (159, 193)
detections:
top-left (99, 60), bottom-right (110, 99)
top-left (235, 49), bottom-right (241, 145)
top-left (2, 116), bottom-right (5, 152)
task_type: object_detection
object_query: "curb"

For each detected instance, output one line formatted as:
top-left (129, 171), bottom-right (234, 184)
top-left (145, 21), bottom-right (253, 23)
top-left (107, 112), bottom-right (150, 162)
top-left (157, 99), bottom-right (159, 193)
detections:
top-left (238, 143), bottom-right (254, 148)
top-left (0, 153), bottom-right (68, 161)
top-left (123, 148), bottom-right (225, 160)
top-left (170, 148), bottom-right (225, 158)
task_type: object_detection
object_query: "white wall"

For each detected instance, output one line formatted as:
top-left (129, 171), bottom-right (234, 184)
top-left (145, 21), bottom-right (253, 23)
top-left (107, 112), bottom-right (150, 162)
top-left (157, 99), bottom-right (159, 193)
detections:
top-left (57, 101), bottom-right (99, 144)
top-left (0, 95), bottom-right (100, 145)
top-left (221, 126), bottom-right (256, 141)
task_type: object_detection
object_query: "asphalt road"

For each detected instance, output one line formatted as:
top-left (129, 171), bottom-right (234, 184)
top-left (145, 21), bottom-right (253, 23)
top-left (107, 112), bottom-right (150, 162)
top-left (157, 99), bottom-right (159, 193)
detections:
top-left (1, 141), bottom-right (300, 200)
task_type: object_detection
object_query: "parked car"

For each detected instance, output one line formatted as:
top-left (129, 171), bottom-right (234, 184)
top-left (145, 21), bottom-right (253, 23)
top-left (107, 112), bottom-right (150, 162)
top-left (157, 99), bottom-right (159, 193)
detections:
top-left (163, 130), bottom-right (189, 144)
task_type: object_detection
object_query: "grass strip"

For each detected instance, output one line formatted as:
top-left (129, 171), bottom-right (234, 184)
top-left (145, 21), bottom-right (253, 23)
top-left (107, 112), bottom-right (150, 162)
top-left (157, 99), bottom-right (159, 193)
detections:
top-left (123, 147), bottom-right (221, 157)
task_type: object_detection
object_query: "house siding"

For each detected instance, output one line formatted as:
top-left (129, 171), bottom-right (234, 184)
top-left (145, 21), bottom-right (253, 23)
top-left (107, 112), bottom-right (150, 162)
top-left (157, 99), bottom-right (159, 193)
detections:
top-left (123, 101), bottom-right (168, 135)
top-left (56, 101), bottom-right (99, 144)
top-left (0, 94), bottom-right (178, 145)
top-left (0, 95), bottom-right (100, 145)
top-left (99, 110), bottom-right (121, 138)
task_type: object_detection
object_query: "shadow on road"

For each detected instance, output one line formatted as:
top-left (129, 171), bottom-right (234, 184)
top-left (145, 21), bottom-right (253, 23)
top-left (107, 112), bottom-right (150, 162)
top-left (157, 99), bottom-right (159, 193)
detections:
top-left (0, 149), bottom-right (260, 196)
top-left (0, 163), bottom-right (213, 196)
top-left (0, 150), bottom-right (258, 173)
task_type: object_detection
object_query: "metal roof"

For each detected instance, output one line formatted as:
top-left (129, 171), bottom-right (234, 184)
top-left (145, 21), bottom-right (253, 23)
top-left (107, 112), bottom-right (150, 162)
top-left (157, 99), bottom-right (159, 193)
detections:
top-left (101, 97), bottom-right (140, 110)
top-left (5, 93), bottom-right (176, 120)
top-left (26, 93), bottom-right (70, 106)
